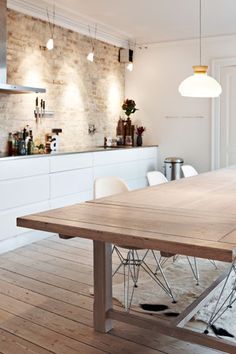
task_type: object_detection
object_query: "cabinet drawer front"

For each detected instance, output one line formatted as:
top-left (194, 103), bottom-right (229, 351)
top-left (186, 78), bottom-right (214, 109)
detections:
top-left (0, 157), bottom-right (50, 181)
top-left (0, 175), bottom-right (50, 210)
top-left (138, 147), bottom-right (157, 160)
top-left (138, 158), bottom-right (157, 177)
top-left (93, 149), bottom-right (139, 166)
top-left (127, 178), bottom-right (148, 190)
top-left (50, 153), bottom-right (93, 172)
top-left (0, 201), bottom-right (50, 240)
top-left (50, 190), bottom-right (93, 209)
top-left (50, 168), bottom-right (93, 199)
top-left (93, 161), bottom-right (139, 181)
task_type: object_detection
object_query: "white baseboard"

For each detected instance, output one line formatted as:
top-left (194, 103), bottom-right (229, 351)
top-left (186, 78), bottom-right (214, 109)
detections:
top-left (0, 231), bottom-right (53, 255)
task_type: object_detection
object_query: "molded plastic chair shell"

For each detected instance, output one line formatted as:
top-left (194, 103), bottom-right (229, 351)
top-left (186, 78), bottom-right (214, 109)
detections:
top-left (181, 165), bottom-right (198, 178)
top-left (147, 171), bottom-right (168, 186)
top-left (94, 176), bottom-right (129, 199)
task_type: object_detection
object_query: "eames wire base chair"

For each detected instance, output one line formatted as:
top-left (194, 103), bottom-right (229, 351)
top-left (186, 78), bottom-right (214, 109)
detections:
top-left (94, 176), bottom-right (176, 311)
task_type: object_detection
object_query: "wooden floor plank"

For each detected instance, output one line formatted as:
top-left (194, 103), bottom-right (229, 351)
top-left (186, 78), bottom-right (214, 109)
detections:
top-left (40, 237), bottom-right (159, 267)
top-left (39, 238), bottom-right (94, 257)
top-left (0, 253), bottom-right (94, 288)
top-left (0, 291), bottom-right (164, 354)
top-left (0, 267), bottom-right (93, 311)
top-left (0, 274), bottom-right (206, 354)
top-left (0, 327), bottom-right (53, 354)
top-left (0, 309), bottom-right (104, 354)
top-left (0, 237), bottom-right (225, 353)
top-left (25, 243), bottom-right (94, 266)
top-left (0, 278), bottom-right (92, 326)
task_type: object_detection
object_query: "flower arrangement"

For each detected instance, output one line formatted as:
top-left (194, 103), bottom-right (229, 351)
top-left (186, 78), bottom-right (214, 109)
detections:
top-left (136, 126), bottom-right (146, 136)
top-left (122, 99), bottom-right (138, 117)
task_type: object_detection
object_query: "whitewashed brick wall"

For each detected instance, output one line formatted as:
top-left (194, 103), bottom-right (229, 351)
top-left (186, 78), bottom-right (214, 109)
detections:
top-left (0, 10), bottom-right (125, 154)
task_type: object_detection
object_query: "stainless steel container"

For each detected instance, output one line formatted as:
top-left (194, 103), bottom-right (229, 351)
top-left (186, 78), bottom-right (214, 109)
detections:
top-left (164, 157), bottom-right (184, 181)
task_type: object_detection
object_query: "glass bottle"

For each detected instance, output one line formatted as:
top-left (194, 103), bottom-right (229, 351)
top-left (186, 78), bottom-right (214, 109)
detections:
top-left (27, 130), bottom-right (35, 155)
top-left (8, 132), bottom-right (14, 156)
top-left (18, 132), bottom-right (26, 155)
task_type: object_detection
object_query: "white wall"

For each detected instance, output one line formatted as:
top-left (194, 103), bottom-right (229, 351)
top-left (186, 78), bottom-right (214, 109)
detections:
top-left (125, 35), bottom-right (236, 172)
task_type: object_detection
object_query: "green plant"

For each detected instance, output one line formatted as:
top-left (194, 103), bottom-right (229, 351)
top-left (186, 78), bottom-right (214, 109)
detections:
top-left (122, 99), bottom-right (138, 117)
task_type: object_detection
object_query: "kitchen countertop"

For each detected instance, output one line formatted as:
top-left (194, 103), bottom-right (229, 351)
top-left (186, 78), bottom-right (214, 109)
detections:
top-left (0, 145), bottom-right (158, 161)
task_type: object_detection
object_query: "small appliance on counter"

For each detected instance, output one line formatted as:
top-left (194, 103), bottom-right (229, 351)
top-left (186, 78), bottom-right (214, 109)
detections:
top-left (46, 129), bottom-right (62, 152)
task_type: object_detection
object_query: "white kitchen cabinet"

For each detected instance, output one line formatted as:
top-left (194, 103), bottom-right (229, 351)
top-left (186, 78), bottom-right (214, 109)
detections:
top-left (0, 201), bottom-right (50, 241)
top-left (0, 175), bottom-right (50, 211)
top-left (50, 167), bottom-right (93, 199)
top-left (93, 161), bottom-right (139, 180)
top-left (50, 190), bottom-right (93, 209)
top-left (0, 156), bottom-right (49, 181)
top-left (127, 178), bottom-right (149, 190)
top-left (0, 146), bottom-right (158, 248)
top-left (50, 153), bottom-right (93, 173)
top-left (93, 148), bottom-right (139, 166)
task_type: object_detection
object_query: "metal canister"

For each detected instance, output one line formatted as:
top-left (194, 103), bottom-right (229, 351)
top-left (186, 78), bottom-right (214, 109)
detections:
top-left (164, 157), bottom-right (184, 181)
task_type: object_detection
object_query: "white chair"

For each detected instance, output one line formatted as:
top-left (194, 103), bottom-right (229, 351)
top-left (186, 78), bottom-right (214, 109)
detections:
top-left (147, 171), bottom-right (168, 186)
top-left (94, 176), bottom-right (176, 311)
top-left (181, 165), bottom-right (198, 178)
top-left (94, 176), bottom-right (129, 199)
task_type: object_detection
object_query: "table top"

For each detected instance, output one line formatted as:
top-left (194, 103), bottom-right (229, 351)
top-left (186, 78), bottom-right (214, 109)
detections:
top-left (17, 167), bottom-right (236, 263)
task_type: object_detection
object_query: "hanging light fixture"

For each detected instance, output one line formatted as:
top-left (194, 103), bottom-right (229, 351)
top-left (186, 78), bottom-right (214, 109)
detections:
top-left (87, 25), bottom-right (97, 62)
top-left (46, 3), bottom-right (55, 51)
top-left (119, 48), bottom-right (134, 71)
top-left (178, 0), bottom-right (222, 98)
top-left (87, 50), bottom-right (94, 62)
top-left (126, 62), bottom-right (133, 71)
top-left (126, 47), bottom-right (134, 71)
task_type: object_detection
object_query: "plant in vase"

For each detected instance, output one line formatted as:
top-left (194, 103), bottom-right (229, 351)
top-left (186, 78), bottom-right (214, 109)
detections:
top-left (122, 99), bottom-right (138, 119)
top-left (122, 99), bottom-right (139, 146)
top-left (135, 126), bottom-right (146, 146)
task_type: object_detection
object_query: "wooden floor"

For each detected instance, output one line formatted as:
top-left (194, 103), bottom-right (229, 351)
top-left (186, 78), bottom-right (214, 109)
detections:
top-left (0, 236), bottom-right (224, 354)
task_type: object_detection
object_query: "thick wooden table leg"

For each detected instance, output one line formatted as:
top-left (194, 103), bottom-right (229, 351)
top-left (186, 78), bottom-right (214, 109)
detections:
top-left (93, 240), bottom-right (113, 333)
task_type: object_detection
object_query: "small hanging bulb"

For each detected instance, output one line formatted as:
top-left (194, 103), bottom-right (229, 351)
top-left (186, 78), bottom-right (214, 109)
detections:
top-left (87, 51), bottom-right (94, 62)
top-left (126, 62), bottom-right (133, 71)
top-left (46, 38), bottom-right (54, 50)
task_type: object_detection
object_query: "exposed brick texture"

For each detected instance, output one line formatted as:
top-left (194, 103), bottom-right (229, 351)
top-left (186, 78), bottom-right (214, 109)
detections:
top-left (0, 9), bottom-right (125, 154)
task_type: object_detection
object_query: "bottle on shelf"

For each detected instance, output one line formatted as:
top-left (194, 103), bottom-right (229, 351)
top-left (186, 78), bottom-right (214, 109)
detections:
top-left (27, 130), bottom-right (35, 155)
top-left (8, 132), bottom-right (14, 156)
top-left (18, 131), bottom-right (26, 155)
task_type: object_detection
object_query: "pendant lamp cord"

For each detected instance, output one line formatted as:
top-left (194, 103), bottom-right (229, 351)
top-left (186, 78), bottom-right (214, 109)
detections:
top-left (199, 0), bottom-right (202, 65)
top-left (47, 2), bottom-right (55, 39)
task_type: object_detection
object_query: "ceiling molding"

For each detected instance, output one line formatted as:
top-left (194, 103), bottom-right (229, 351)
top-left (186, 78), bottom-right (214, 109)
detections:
top-left (8, 0), bottom-right (129, 48)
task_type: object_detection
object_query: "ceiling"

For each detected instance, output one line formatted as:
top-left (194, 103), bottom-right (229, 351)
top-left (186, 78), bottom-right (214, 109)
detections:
top-left (8, 0), bottom-right (236, 45)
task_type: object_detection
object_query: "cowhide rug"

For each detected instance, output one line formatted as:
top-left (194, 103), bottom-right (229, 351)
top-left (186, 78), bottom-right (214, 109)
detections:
top-left (112, 256), bottom-right (236, 341)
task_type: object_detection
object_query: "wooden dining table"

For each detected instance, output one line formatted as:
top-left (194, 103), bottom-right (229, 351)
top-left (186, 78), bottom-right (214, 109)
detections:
top-left (17, 167), bottom-right (236, 353)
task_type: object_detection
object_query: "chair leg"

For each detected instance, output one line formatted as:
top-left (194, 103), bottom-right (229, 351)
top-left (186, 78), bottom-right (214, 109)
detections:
top-left (141, 250), bottom-right (176, 303)
top-left (154, 250), bottom-right (217, 287)
top-left (113, 248), bottom-right (176, 311)
top-left (208, 259), bottom-right (218, 269)
top-left (204, 262), bottom-right (236, 333)
top-left (187, 256), bottom-right (199, 285)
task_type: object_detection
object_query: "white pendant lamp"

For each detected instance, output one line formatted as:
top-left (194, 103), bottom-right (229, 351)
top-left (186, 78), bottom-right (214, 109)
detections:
top-left (87, 25), bottom-right (97, 62)
top-left (178, 0), bottom-right (222, 98)
top-left (87, 50), bottom-right (94, 62)
top-left (126, 62), bottom-right (133, 71)
top-left (46, 3), bottom-right (55, 51)
top-left (46, 38), bottom-right (54, 50)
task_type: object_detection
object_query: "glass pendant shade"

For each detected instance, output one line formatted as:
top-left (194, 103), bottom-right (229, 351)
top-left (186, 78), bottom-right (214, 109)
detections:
top-left (126, 62), bottom-right (133, 71)
top-left (179, 66), bottom-right (222, 98)
top-left (87, 51), bottom-right (94, 62)
top-left (46, 38), bottom-right (54, 50)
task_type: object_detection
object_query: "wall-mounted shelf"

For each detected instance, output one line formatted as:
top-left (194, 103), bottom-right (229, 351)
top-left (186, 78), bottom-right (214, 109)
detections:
top-left (34, 110), bottom-right (54, 118)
